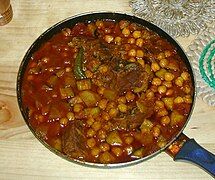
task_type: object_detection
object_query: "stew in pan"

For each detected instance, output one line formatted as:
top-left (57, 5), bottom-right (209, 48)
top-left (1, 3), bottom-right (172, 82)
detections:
top-left (21, 19), bottom-right (193, 164)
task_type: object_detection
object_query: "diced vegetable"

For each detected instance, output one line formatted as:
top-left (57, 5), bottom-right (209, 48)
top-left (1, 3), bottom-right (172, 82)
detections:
top-left (145, 64), bottom-right (154, 79)
top-left (103, 89), bottom-right (117, 101)
top-left (155, 69), bottom-right (167, 79)
top-left (136, 100), bottom-right (147, 114)
top-left (134, 132), bottom-right (153, 145)
top-left (84, 107), bottom-right (101, 118)
top-left (60, 87), bottom-right (74, 99)
top-left (79, 90), bottom-right (100, 107)
top-left (74, 47), bottom-right (86, 79)
top-left (99, 151), bottom-right (115, 164)
top-left (170, 110), bottom-right (184, 126)
top-left (76, 79), bottom-right (92, 91)
top-left (162, 97), bottom-right (174, 110)
top-left (133, 82), bottom-right (148, 93)
top-left (157, 135), bottom-right (167, 148)
top-left (51, 138), bottom-right (62, 151)
top-left (131, 147), bottom-right (145, 158)
top-left (140, 119), bottom-right (153, 133)
top-left (106, 131), bottom-right (122, 146)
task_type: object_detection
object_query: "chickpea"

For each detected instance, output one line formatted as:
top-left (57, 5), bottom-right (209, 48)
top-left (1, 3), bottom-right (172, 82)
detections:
top-left (122, 27), bottom-right (130, 37)
top-left (62, 28), bottom-right (71, 36)
top-left (128, 49), bottom-right (136, 57)
top-left (101, 111), bottom-right (110, 121)
top-left (146, 90), bottom-right (155, 98)
top-left (157, 108), bottom-right (168, 117)
top-left (150, 85), bottom-right (158, 93)
top-left (183, 85), bottom-right (191, 94)
top-left (114, 36), bottom-right (122, 45)
top-left (119, 20), bottom-right (129, 29)
top-left (73, 104), bottom-right (83, 113)
top-left (87, 128), bottom-right (96, 137)
top-left (103, 122), bottom-right (112, 131)
top-left (92, 121), bottom-right (102, 132)
top-left (155, 100), bottom-right (165, 109)
top-left (166, 89), bottom-right (174, 96)
top-left (161, 116), bottom-right (171, 126)
top-left (87, 138), bottom-right (96, 148)
top-left (158, 85), bottom-right (167, 94)
top-left (100, 143), bottom-right (110, 152)
top-left (111, 147), bottom-right (123, 157)
top-left (109, 108), bottom-right (119, 118)
top-left (98, 65), bottom-right (108, 74)
top-left (59, 117), bottom-right (68, 126)
top-left (125, 136), bottom-right (134, 145)
top-left (87, 117), bottom-right (95, 126)
top-left (152, 126), bottom-right (161, 138)
top-left (125, 91), bottom-right (135, 102)
top-left (184, 95), bottom-right (192, 104)
top-left (118, 96), bottom-right (127, 104)
top-left (136, 49), bottom-right (144, 58)
top-left (97, 129), bottom-right (107, 140)
top-left (85, 70), bottom-right (93, 78)
top-left (174, 96), bottom-right (184, 104)
top-left (136, 38), bottom-right (143, 47)
top-left (104, 35), bottom-right (114, 43)
top-left (98, 99), bottom-right (108, 110)
top-left (152, 77), bottom-right (162, 86)
top-left (164, 72), bottom-right (175, 81)
top-left (97, 86), bottom-right (105, 95)
top-left (91, 147), bottom-right (100, 157)
top-left (151, 62), bottom-right (160, 72)
top-left (95, 20), bottom-right (104, 29)
top-left (175, 77), bottom-right (184, 87)
top-left (164, 50), bottom-right (172, 57)
top-left (162, 81), bottom-right (173, 88)
top-left (159, 58), bottom-right (168, 68)
top-left (128, 38), bottom-right (135, 44)
top-left (181, 71), bottom-right (189, 81)
top-left (133, 30), bottom-right (141, 38)
top-left (106, 101), bottom-right (117, 111)
top-left (67, 112), bottom-right (75, 121)
top-left (157, 52), bottom-right (165, 60)
top-left (118, 104), bottom-right (128, 113)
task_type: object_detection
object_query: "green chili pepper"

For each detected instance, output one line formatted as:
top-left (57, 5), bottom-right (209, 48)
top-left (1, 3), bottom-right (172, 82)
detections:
top-left (74, 46), bottom-right (86, 80)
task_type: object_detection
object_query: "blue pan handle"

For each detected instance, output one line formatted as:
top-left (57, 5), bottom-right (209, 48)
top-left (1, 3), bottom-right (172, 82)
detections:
top-left (174, 138), bottom-right (215, 177)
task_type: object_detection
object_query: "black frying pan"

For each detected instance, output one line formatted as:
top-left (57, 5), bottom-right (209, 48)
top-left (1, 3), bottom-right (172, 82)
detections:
top-left (16, 12), bottom-right (215, 177)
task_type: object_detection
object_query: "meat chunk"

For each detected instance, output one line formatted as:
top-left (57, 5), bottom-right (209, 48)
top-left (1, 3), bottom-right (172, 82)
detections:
top-left (61, 120), bottom-right (87, 159)
top-left (111, 99), bottom-right (155, 131)
top-left (111, 112), bottom-right (146, 130)
top-left (115, 63), bottom-right (151, 94)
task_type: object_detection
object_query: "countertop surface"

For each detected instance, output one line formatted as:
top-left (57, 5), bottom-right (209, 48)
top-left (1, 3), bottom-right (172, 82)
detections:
top-left (0, 0), bottom-right (214, 179)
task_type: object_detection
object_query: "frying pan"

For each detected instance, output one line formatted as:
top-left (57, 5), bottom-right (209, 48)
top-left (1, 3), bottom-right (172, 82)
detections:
top-left (16, 12), bottom-right (215, 177)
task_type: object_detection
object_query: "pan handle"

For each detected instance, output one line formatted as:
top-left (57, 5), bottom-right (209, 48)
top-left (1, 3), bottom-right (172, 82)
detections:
top-left (174, 138), bottom-right (215, 177)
